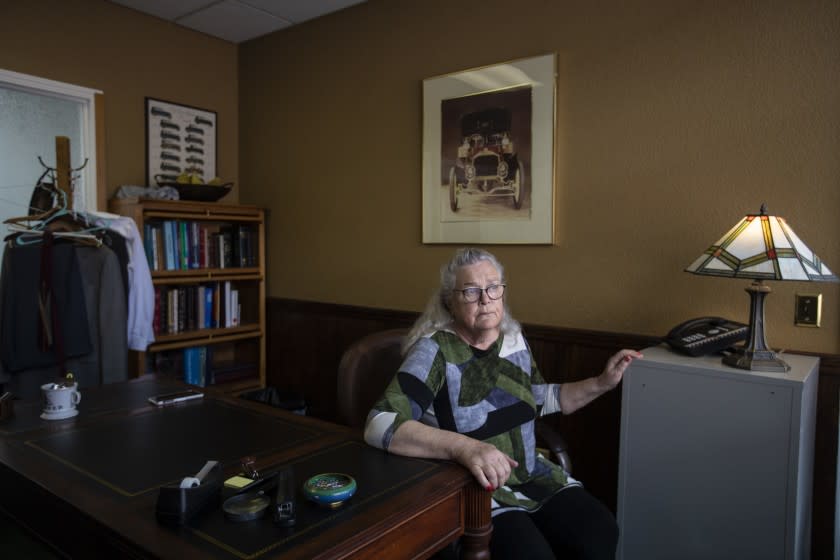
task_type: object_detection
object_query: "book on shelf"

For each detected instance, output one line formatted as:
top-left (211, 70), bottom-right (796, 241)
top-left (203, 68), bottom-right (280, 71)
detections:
top-left (230, 224), bottom-right (256, 268)
top-left (160, 287), bottom-right (168, 335)
top-left (221, 230), bottom-right (233, 269)
top-left (153, 286), bottom-right (161, 335)
top-left (213, 283), bottom-right (220, 327)
top-left (162, 221), bottom-right (173, 271)
top-left (143, 224), bottom-right (154, 270)
top-left (177, 286), bottom-right (186, 333)
top-left (186, 287), bottom-right (196, 331)
top-left (178, 222), bottom-right (187, 270)
top-left (223, 281), bottom-right (231, 327)
top-left (166, 288), bottom-right (176, 334)
top-left (189, 222), bottom-right (200, 269)
top-left (198, 346), bottom-right (207, 386)
top-left (231, 289), bottom-right (239, 327)
top-left (245, 225), bottom-right (256, 266)
top-left (214, 281), bottom-right (240, 328)
top-left (204, 285), bottom-right (214, 328)
top-left (153, 225), bottom-right (164, 271)
top-left (198, 226), bottom-right (208, 269)
top-left (143, 220), bottom-right (256, 272)
top-left (172, 221), bottom-right (181, 270)
top-left (200, 287), bottom-right (207, 328)
top-left (182, 346), bottom-right (208, 387)
top-left (183, 347), bottom-right (196, 385)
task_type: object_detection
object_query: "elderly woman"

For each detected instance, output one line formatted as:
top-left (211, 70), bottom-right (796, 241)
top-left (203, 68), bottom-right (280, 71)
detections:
top-left (364, 248), bottom-right (642, 559)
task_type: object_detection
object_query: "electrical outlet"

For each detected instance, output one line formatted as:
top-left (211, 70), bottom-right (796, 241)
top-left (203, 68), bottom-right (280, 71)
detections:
top-left (794, 293), bottom-right (821, 327)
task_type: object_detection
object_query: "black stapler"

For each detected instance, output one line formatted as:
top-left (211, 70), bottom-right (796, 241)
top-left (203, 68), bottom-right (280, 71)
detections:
top-left (273, 467), bottom-right (296, 527)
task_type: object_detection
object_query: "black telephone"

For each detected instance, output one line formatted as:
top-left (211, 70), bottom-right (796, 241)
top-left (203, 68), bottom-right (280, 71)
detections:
top-left (665, 316), bottom-right (749, 357)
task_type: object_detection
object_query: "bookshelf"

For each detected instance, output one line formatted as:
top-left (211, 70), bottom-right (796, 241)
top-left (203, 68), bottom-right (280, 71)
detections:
top-left (108, 197), bottom-right (266, 393)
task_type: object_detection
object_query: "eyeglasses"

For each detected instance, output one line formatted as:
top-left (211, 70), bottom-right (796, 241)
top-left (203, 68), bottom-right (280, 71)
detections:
top-left (452, 284), bottom-right (506, 303)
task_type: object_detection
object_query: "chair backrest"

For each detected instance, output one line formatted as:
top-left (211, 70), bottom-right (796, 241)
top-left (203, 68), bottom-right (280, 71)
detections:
top-left (336, 328), bottom-right (408, 428)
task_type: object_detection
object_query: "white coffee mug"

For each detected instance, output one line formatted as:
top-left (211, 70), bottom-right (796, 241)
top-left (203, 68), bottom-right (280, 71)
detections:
top-left (41, 382), bottom-right (81, 419)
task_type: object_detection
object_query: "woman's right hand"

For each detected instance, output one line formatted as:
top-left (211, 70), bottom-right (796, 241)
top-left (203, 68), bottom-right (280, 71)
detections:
top-left (452, 439), bottom-right (519, 491)
top-left (384, 420), bottom-right (518, 490)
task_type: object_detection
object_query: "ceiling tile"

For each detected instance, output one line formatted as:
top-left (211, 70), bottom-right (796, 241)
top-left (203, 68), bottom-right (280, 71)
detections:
top-left (243, 0), bottom-right (366, 24)
top-left (176, 0), bottom-right (292, 43)
top-left (110, 0), bottom-right (212, 21)
top-left (107, 0), bottom-right (368, 43)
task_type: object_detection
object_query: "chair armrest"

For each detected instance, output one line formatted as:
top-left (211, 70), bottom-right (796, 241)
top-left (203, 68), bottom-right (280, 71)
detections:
top-left (535, 419), bottom-right (573, 475)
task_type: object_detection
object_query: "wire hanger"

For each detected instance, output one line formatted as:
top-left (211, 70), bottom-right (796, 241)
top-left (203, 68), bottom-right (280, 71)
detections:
top-left (3, 155), bottom-right (100, 247)
top-left (4, 168), bottom-right (62, 225)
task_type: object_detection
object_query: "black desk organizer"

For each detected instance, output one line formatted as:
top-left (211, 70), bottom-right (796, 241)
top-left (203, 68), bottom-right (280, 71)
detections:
top-left (155, 462), bottom-right (224, 526)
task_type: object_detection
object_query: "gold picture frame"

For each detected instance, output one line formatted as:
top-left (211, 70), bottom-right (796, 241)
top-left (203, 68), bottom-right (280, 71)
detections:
top-left (422, 53), bottom-right (556, 244)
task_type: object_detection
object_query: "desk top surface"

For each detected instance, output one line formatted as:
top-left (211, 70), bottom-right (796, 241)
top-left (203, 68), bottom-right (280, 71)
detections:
top-left (0, 377), bottom-right (470, 559)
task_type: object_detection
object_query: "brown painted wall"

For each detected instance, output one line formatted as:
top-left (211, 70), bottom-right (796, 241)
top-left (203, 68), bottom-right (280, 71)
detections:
top-left (0, 0), bottom-right (239, 201)
top-left (2, 0), bottom-right (838, 354)
top-left (240, 0), bottom-right (840, 354)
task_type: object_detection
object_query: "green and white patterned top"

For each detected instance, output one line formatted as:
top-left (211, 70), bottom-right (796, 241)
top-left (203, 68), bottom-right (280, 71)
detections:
top-left (366, 329), bottom-right (579, 516)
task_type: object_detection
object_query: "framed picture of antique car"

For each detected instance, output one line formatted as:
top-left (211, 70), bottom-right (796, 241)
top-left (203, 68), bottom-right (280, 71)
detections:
top-left (422, 53), bottom-right (556, 244)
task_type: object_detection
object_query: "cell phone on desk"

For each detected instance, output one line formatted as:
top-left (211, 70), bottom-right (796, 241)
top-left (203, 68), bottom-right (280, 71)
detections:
top-left (148, 390), bottom-right (204, 406)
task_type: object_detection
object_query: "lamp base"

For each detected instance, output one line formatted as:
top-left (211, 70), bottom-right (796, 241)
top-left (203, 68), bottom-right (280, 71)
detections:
top-left (721, 280), bottom-right (791, 373)
top-left (723, 347), bottom-right (790, 373)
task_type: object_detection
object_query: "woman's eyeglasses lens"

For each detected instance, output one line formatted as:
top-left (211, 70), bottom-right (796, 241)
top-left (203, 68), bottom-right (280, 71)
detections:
top-left (459, 284), bottom-right (505, 303)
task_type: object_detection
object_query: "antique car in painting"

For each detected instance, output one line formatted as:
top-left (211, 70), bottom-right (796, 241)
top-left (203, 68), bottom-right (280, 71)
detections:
top-left (448, 107), bottom-right (523, 211)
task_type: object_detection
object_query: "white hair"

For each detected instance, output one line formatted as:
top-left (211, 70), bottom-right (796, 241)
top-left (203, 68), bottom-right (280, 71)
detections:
top-left (403, 248), bottom-right (521, 354)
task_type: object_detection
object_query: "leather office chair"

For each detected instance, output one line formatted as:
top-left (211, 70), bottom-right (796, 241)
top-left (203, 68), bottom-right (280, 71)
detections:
top-left (337, 329), bottom-right (407, 430)
top-left (336, 329), bottom-right (573, 475)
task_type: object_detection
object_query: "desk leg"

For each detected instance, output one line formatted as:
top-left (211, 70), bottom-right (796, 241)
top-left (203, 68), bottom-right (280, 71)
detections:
top-left (460, 482), bottom-right (492, 560)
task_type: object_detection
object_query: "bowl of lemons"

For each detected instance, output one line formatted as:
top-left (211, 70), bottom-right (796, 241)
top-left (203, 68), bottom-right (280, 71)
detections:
top-left (155, 173), bottom-right (232, 202)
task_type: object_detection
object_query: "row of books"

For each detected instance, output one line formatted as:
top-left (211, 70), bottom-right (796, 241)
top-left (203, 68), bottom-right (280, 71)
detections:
top-left (143, 221), bottom-right (258, 272)
top-left (181, 346), bottom-right (258, 387)
top-left (154, 282), bottom-right (241, 336)
top-left (146, 345), bottom-right (258, 387)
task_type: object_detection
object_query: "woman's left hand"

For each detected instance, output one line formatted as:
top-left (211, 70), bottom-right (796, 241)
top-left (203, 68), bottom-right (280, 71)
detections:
top-left (598, 349), bottom-right (644, 391)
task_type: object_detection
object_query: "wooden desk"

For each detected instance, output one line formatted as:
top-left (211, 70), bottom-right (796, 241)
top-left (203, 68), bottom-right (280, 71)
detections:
top-left (0, 377), bottom-right (491, 559)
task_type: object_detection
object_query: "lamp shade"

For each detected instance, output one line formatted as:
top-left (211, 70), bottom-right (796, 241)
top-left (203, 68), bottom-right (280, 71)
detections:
top-left (685, 204), bottom-right (837, 373)
top-left (686, 205), bottom-right (837, 282)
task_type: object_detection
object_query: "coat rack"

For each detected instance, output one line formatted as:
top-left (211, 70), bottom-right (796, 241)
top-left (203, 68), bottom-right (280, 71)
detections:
top-left (54, 136), bottom-right (73, 209)
top-left (3, 136), bottom-right (96, 246)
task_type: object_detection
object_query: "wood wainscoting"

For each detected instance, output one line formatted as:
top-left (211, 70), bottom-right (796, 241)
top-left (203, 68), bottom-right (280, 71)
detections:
top-left (267, 297), bottom-right (840, 558)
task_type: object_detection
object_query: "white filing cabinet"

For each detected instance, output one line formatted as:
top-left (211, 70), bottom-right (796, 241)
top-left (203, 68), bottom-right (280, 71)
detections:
top-left (617, 345), bottom-right (818, 560)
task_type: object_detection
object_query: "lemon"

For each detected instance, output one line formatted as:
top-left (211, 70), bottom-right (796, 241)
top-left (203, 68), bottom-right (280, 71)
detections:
top-left (176, 172), bottom-right (191, 184)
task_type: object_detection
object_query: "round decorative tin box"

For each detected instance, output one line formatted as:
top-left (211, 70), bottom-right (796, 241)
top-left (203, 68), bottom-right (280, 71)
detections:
top-left (303, 473), bottom-right (357, 508)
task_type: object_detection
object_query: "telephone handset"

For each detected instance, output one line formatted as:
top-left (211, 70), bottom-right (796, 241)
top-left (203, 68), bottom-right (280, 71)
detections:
top-left (665, 316), bottom-right (749, 357)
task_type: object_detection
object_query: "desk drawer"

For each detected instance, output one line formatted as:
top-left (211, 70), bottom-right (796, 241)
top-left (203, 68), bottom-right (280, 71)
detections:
top-left (336, 493), bottom-right (463, 560)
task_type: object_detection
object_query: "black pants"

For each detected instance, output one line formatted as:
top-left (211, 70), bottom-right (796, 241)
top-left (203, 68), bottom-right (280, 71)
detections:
top-left (489, 486), bottom-right (618, 560)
